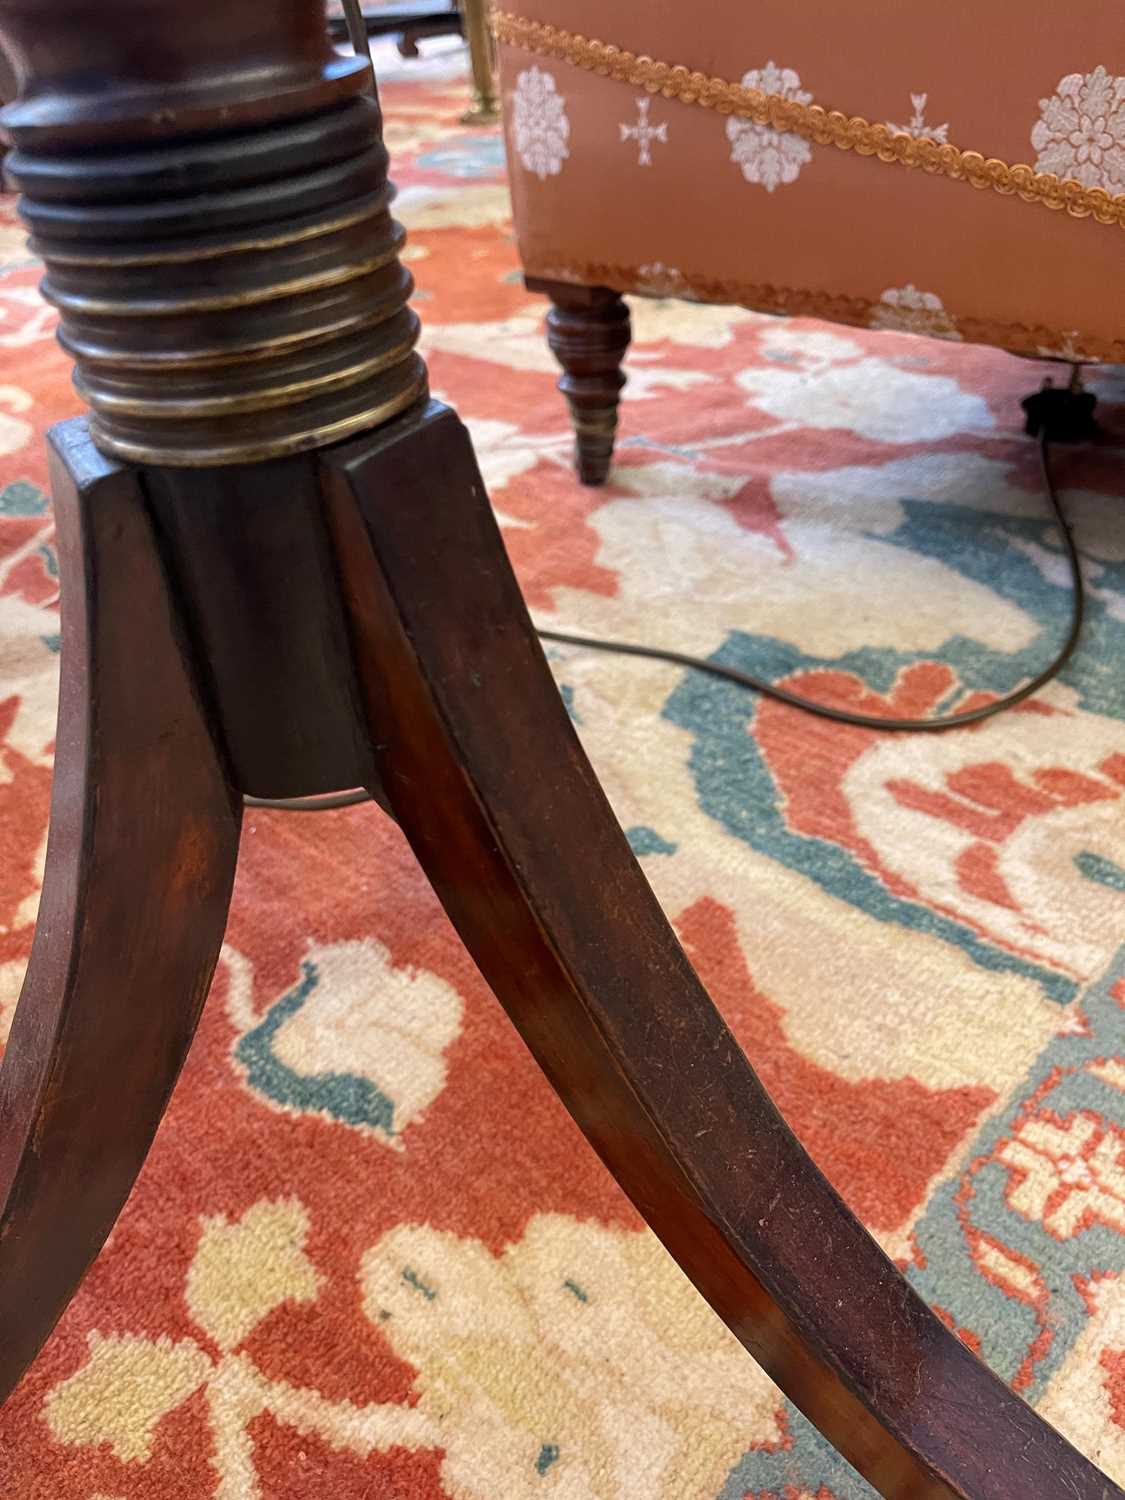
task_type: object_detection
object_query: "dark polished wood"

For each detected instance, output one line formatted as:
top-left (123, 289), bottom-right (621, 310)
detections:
top-left (320, 400), bottom-right (1124, 1500)
top-left (6, 94), bottom-right (425, 468)
top-left (0, 424), bottom-right (241, 1402)
top-left (0, 41), bottom-right (13, 142)
top-left (144, 460), bottom-right (379, 801)
top-left (0, 5), bottom-right (1122, 1496)
top-left (0, 0), bottom-right (369, 144)
top-left (528, 277), bottom-right (631, 485)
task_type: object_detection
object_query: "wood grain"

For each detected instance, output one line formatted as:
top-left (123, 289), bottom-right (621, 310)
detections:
top-left (528, 278), bottom-right (631, 485)
top-left (320, 399), bottom-right (1124, 1500)
top-left (0, 421), bottom-right (241, 1404)
top-left (0, 0), bottom-right (368, 145)
top-left (145, 459), bottom-right (378, 801)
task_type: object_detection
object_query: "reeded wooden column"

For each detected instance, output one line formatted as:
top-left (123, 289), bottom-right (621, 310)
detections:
top-left (0, 0), bottom-right (425, 798)
top-left (1, 0), bottom-right (424, 469)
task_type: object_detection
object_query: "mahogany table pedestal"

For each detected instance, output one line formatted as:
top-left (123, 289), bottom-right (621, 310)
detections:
top-left (0, 6), bottom-right (1119, 1498)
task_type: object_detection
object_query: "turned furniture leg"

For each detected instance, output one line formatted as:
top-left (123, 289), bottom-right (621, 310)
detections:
top-left (527, 278), bottom-right (631, 485)
top-left (0, 423), bottom-right (241, 1402)
top-left (319, 401), bottom-right (1122, 1500)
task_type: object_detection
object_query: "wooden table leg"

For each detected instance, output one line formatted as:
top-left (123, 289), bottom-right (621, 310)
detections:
top-left (0, 6), bottom-right (1121, 1496)
top-left (325, 2), bottom-right (465, 59)
top-left (319, 400), bottom-right (1125, 1500)
top-left (0, 424), bottom-right (241, 1402)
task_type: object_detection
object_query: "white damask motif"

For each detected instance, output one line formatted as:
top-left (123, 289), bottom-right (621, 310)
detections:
top-left (726, 62), bottom-right (812, 191)
top-left (636, 262), bottom-right (687, 296)
top-left (1032, 65), bottom-right (1125, 192)
top-left (887, 92), bottom-right (949, 143)
top-left (511, 66), bottom-right (570, 180)
top-left (1035, 331), bottom-right (1086, 362)
top-left (620, 97), bottom-right (669, 166)
top-left (870, 285), bottom-right (962, 341)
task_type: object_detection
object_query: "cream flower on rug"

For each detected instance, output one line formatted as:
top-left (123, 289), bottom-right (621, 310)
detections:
top-left (870, 285), bottom-right (961, 341)
top-left (0, 958), bottom-right (27, 1047)
top-left (0, 586), bottom-right (63, 775)
top-left (628, 295), bottom-right (759, 348)
top-left (511, 66), bottom-right (571, 180)
top-left (0, 385), bottom-right (33, 459)
top-left (1038, 1275), bottom-right (1125, 1482)
top-left (43, 1199), bottom-right (438, 1494)
top-left (727, 62), bottom-right (812, 191)
top-left (0, 215), bottom-right (37, 272)
top-left (998, 1112), bottom-right (1125, 1239)
top-left (1032, 66), bottom-right (1125, 192)
top-left (225, 939), bottom-right (463, 1147)
top-left (361, 1214), bottom-right (785, 1498)
top-left (0, 282), bottom-right (58, 347)
top-left (736, 355), bottom-right (991, 443)
top-left (395, 181), bottom-right (511, 230)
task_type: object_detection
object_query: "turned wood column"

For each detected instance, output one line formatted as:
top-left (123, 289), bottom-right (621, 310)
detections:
top-left (0, 0), bottom-right (428, 800)
top-left (0, 0), bottom-right (425, 469)
top-left (527, 278), bottom-right (631, 486)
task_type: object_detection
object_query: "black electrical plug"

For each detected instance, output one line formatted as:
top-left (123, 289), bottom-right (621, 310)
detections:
top-left (1022, 369), bottom-right (1098, 443)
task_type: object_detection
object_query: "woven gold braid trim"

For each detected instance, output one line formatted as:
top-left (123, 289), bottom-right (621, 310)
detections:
top-left (492, 10), bottom-right (1125, 232)
top-left (527, 257), bottom-right (1125, 363)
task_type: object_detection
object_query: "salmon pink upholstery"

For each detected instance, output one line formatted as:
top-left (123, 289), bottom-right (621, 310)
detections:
top-left (497, 1), bottom-right (1125, 361)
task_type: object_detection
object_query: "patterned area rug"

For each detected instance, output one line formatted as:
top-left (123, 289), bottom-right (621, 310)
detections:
top-left (1, 45), bottom-right (1124, 1500)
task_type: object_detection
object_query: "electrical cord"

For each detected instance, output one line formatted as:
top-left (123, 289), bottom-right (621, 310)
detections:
top-left (538, 431), bottom-right (1084, 734)
top-left (247, 8), bottom-right (1091, 812)
top-left (247, 383), bottom-right (1091, 810)
top-left (244, 789), bottom-right (374, 812)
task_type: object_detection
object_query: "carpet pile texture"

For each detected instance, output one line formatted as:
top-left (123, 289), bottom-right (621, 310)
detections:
top-left (0, 45), bottom-right (1123, 1500)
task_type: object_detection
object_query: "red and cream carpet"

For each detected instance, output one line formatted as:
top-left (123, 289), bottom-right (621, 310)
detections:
top-left (0, 43), bottom-right (1123, 1500)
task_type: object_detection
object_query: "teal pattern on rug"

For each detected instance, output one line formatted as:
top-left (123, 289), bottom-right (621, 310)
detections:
top-left (666, 499), bottom-right (1125, 1004)
top-left (717, 945), bottom-right (1125, 1499)
top-left (235, 959), bottom-right (397, 1135)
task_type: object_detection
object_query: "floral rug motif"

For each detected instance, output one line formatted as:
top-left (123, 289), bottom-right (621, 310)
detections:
top-left (0, 42), bottom-right (1123, 1500)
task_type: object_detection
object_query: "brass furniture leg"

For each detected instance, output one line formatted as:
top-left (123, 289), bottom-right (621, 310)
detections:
top-left (459, 0), bottom-right (500, 124)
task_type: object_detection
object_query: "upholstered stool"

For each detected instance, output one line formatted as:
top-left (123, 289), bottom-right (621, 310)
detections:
top-left (495, 1), bottom-right (1125, 480)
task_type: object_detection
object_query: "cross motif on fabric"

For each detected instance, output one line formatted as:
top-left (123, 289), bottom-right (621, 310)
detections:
top-left (620, 97), bottom-right (668, 166)
top-left (887, 91), bottom-right (949, 143)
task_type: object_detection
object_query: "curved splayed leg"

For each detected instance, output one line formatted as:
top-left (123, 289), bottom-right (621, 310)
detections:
top-left (0, 421), bottom-right (241, 1402)
top-left (319, 400), bottom-right (1122, 1500)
